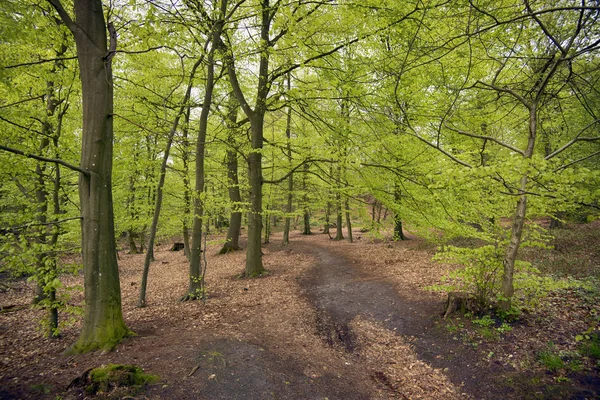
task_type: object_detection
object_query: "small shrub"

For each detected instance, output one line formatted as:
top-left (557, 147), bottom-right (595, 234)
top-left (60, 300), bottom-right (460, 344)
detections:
top-left (428, 243), bottom-right (581, 315)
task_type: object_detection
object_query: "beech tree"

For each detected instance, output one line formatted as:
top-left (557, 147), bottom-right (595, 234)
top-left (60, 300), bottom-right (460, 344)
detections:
top-left (47, 0), bottom-right (130, 352)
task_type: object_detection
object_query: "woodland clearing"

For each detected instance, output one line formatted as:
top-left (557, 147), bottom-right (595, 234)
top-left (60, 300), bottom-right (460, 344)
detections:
top-left (0, 226), bottom-right (599, 399)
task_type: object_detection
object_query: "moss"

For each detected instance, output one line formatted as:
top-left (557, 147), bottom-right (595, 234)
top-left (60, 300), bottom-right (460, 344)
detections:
top-left (84, 364), bottom-right (159, 395)
top-left (65, 321), bottom-right (134, 355)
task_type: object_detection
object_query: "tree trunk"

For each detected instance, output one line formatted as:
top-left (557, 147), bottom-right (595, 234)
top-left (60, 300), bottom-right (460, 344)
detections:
top-left (220, 0), bottom-right (269, 277)
top-left (244, 115), bottom-right (266, 276)
top-left (219, 149), bottom-right (242, 253)
top-left (181, 106), bottom-right (192, 261)
top-left (323, 201), bottom-right (331, 234)
top-left (184, 42), bottom-right (219, 300)
top-left (302, 164), bottom-right (311, 235)
top-left (127, 230), bottom-right (138, 254)
top-left (500, 106), bottom-right (537, 311)
top-left (283, 77), bottom-right (293, 245)
top-left (48, 0), bottom-right (131, 353)
top-left (394, 217), bottom-right (406, 240)
top-left (264, 208), bottom-right (271, 244)
top-left (138, 59), bottom-right (201, 307)
top-left (393, 184), bottom-right (406, 240)
top-left (500, 178), bottom-right (528, 311)
top-left (335, 191), bottom-right (344, 241)
top-left (219, 91), bottom-right (242, 254)
top-left (344, 198), bottom-right (352, 243)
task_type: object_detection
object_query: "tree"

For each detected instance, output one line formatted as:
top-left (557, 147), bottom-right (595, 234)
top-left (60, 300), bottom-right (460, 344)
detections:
top-left (47, 0), bottom-right (130, 352)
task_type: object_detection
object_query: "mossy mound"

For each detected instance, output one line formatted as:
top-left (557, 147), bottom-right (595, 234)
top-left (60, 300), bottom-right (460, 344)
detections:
top-left (70, 364), bottom-right (158, 397)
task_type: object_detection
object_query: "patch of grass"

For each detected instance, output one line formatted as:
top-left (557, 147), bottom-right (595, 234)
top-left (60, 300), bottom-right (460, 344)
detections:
top-left (538, 343), bottom-right (565, 372)
top-left (30, 383), bottom-right (51, 395)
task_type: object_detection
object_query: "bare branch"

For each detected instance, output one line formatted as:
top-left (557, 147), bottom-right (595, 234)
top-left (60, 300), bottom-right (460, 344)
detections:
top-left (474, 80), bottom-right (531, 109)
top-left (554, 150), bottom-right (600, 172)
top-left (546, 119), bottom-right (600, 159)
top-left (411, 132), bottom-right (473, 169)
top-left (263, 158), bottom-right (335, 184)
top-left (6, 217), bottom-right (82, 232)
top-left (445, 124), bottom-right (525, 156)
top-left (4, 57), bottom-right (77, 69)
top-left (0, 144), bottom-right (88, 176)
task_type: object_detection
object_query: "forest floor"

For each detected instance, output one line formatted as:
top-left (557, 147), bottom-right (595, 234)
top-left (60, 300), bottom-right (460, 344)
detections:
top-left (0, 224), bottom-right (599, 399)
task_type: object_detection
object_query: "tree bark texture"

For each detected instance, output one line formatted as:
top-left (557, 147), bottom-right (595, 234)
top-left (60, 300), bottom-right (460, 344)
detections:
top-left (48, 0), bottom-right (130, 353)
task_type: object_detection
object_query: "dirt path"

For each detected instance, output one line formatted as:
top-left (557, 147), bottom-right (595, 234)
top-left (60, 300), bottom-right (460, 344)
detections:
top-left (297, 238), bottom-right (511, 399)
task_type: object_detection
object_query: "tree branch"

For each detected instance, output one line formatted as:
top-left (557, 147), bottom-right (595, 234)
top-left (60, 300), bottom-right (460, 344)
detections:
top-left (0, 144), bottom-right (88, 176)
top-left (554, 150), bottom-right (600, 172)
top-left (6, 217), bottom-right (82, 232)
top-left (46, 0), bottom-right (79, 35)
top-left (263, 158), bottom-right (335, 184)
top-left (4, 57), bottom-right (77, 69)
top-left (444, 124), bottom-right (525, 155)
top-left (546, 119), bottom-right (600, 159)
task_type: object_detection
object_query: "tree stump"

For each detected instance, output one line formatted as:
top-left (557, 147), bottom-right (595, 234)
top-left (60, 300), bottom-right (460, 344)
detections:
top-left (443, 291), bottom-right (478, 319)
top-left (170, 242), bottom-right (185, 251)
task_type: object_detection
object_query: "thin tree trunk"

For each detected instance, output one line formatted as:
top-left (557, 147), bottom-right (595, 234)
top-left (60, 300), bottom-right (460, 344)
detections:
top-left (181, 106), bottom-right (192, 261)
top-left (283, 75), bottom-right (294, 245)
top-left (184, 7), bottom-right (225, 299)
top-left (323, 201), bottom-right (331, 235)
top-left (138, 58), bottom-right (202, 307)
top-left (393, 184), bottom-right (406, 240)
top-left (264, 208), bottom-right (270, 243)
top-left (302, 163), bottom-right (311, 235)
top-left (500, 106), bottom-right (537, 311)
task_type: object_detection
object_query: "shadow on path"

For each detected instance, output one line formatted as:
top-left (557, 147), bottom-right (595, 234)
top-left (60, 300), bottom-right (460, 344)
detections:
top-left (298, 240), bottom-right (513, 399)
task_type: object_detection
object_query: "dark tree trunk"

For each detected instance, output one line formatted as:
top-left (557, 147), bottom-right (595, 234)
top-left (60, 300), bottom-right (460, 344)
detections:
top-left (393, 184), bottom-right (406, 240)
top-left (127, 230), bottom-right (138, 254)
top-left (264, 209), bottom-right (271, 244)
top-left (394, 217), bottom-right (406, 241)
top-left (219, 90), bottom-right (243, 254)
top-left (323, 201), bottom-right (331, 234)
top-left (49, 0), bottom-right (130, 353)
top-left (219, 147), bottom-right (242, 253)
top-left (302, 164), bottom-right (311, 235)
top-left (345, 198), bottom-right (353, 243)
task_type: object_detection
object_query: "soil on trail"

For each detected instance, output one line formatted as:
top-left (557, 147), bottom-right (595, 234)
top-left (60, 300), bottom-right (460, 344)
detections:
top-left (1, 230), bottom-right (599, 399)
top-left (297, 239), bottom-right (507, 399)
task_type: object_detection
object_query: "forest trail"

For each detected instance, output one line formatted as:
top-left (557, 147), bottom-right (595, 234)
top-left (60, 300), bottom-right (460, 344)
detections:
top-left (1, 231), bottom-right (597, 399)
top-left (296, 238), bottom-right (510, 399)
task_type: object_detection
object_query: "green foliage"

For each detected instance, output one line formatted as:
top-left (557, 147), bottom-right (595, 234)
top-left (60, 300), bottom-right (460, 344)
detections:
top-left (472, 315), bottom-right (495, 328)
top-left (577, 333), bottom-right (600, 360)
top-left (429, 243), bottom-right (580, 313)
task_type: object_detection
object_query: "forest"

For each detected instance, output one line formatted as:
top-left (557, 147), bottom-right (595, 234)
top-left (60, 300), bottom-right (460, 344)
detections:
top-left (1, 0), bottom-right (599, 398)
